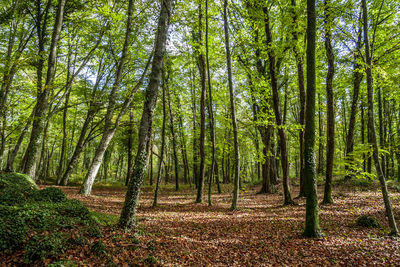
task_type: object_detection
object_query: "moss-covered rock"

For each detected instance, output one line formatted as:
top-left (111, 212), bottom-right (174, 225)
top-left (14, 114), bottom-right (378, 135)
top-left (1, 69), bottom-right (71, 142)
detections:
top-left (356, 215), bottom-right (380, 228)
top-left (32, 187), bottom-right (67, 203)
top-left (0, 172), bottom-right (103, 265)
top-left (0, 172), bottom-right (39, 205)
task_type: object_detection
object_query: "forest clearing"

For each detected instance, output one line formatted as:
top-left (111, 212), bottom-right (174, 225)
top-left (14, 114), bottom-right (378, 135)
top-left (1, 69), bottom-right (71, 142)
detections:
top-left (1, 0), bottom-right (400, 265)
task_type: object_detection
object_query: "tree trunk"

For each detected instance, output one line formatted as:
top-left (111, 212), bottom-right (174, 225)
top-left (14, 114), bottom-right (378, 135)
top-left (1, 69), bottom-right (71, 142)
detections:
top-left (345, 26), bottom-right (363, 179)
top-left (224, 0), bottom-right (240, 209)
top-left (290, 0), bottom-right (306, 198)
top-left (303, 0), bottom-right (323, 238)
top-left (23, 0), bottom-right (66, 179)
top-left (362, 0), bottom-right (398, 236)
top-left (196, 2), bottom-right (207, 203)
top-left (322, 0), bottom-right (335, 205)
top-left (79, 0), bottom-right (151, 195)
top-left (153, 70), bottom-right (167, 207)
top-left (263, 7), bottom-right (293, 205)
top-left (166, 70), bottom-right (179, 191)
top-left (119, 0), bottom-right (171, 231)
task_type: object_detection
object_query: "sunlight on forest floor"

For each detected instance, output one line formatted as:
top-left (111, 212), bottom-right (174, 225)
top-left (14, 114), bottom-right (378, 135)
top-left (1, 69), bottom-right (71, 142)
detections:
top-left (33, 183), bottom-right (400, 266)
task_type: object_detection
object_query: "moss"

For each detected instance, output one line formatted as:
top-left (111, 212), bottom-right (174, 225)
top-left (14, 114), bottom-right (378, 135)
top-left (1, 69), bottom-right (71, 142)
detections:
top-left (33, 187), bottom-right (66, 203)
top-left (0, 205), bottom-right (28, 251)
top-left (0, 172), bottom-right (39, 205)
top-left (90, 211), bottom-right (119, 226)
top-left (356, 215), bottom-right (380, 228)
top-left (0, 172), bottom-right (104, 264)
top-left (24, 233), bottom-right (65, 263)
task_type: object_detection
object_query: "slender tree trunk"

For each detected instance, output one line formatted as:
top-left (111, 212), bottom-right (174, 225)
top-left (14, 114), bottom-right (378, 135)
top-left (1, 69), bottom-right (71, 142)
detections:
top-left (23, 0), bottom-right (66, 179)
top-left (263, 7), bottom-right (293, 205)
top-left (119, 0), bottom-right (172, 231)
top-left (377, 87), bottom-right (385, 173)
top-left (317, 93), bottom-right (324, 174)
top-left (126, 110), bottom-right (134, 186)
top-left (361, 0), bottom-right (398, 236)
top-left (345, 26), bottom-right (363, 179)
top-left (303, 0), bottom-right (323, 238)
top-left (224, 0), bottom-right (240, 209)
top-left (191, 68), bottom-right (199, 188)
top-left (80, 0), bottom-right (150, 195)
top-left (205, 0), bottom-right (216, 207)
top-left (196, 2), bottom-right (207, 203)
top-left (166, 71), bottom-right (179, 191)
top-left (322, 0), bottom-right (335, 204)
top-left (291, 0), bottom-right (306, 197)
top-left (153, 72), bottom-right (167, 207)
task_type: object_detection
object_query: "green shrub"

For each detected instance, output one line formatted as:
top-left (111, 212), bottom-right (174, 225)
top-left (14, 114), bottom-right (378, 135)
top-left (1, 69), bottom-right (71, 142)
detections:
top-left (356, 215), bottom-right (380, 228)
top-left (0, 205), bottom-right (28, 251)
top-left (55, 199), bottom-right (90, 220)
top-left (24, 233), bottom-right (65, 263)
top-left (33, 187), bottom-right (66, 203)
top-left (0, 172), bottom-right (38, 205)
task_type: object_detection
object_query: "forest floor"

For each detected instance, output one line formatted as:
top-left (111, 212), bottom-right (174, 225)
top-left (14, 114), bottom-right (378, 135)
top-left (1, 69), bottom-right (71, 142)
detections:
top-left (35, 181), bottom-right (400, 266)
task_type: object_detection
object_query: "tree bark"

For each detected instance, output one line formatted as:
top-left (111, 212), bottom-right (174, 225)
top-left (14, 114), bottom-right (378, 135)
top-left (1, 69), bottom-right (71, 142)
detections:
top-left (345, 26), bottom-right (363, 179)
top-left (119, 0), bottom-right (172, 231)
top-left (153, 71), bottom-right (167, 207)
top-left (196, 2), bottom-right (207, 203)
top-left (224, 0), bottom-right (240, 209)
top-left (166, 69), bottom-right (179, 191)
top-left (361, 0), bottom-right (398, 236)
top-left (263, 7), bottom-right (294, 205)
top-left (23, 0), bottom-right (66, 179)
top-left (303, 0), bottom-right (323, 238)
top-left (322, 0), bottom-right (335, 204)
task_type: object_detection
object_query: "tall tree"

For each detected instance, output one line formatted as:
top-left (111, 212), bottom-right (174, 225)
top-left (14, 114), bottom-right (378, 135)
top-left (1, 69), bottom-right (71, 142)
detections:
top-left (196, 2), bottom-right (207, 204)
top-left (322, 0), bottom-right (335, 204)
top-left (263, 6), bottom-right (294, 205)
top-left (23, 0), bottom-right (66, 179)
top-left (119, 0), bottom-right (172, 231)
top-left (303, 0), bottom-right (323, 238)
top-left (224, 0), bottom-right (240, 210)
top-left (361, 0), bottom-right (398, 236)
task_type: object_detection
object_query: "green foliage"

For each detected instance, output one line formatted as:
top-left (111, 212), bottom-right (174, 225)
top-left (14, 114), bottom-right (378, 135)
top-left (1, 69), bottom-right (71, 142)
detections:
top-left (386, 180), bottom-right (400, 192)
top-left (91, 211), bottom-right (119, 226)
top-left (24, 233), bottom-right (65, 263)
top-left (32, 187), bottom-right (67, 203)
top-left (356, 215), bottom-right (380, 228)
top-left (0, 172), bottom-right (38, 205)
top-left (0, 205), bottom-right (28, 251)
top-left (0, 172), bottom-right (103, 264)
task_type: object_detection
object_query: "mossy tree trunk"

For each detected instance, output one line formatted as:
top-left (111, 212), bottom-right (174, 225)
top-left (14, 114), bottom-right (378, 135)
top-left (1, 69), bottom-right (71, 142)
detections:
top-left (303, 0), bottom-right (323, 238)
top-left (119, 0), bottom-right (172, 231)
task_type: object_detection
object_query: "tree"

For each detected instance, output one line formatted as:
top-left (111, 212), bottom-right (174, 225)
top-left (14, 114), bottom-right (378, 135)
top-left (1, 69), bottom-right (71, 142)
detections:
top-left (361, 0), bottom-right (398, 236)
top-left (322, 0), bottom-right (335, 204)
top-left (196, 2), bottom-right (207, 204)
top-left (119, 0), bottom-right (172, 231)
top-left (23, 0), bottom-right (66, 179)
top-left (223, 0), bottom-right (240, 210)
top-left (303, 0), bottom-right (323, 238)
